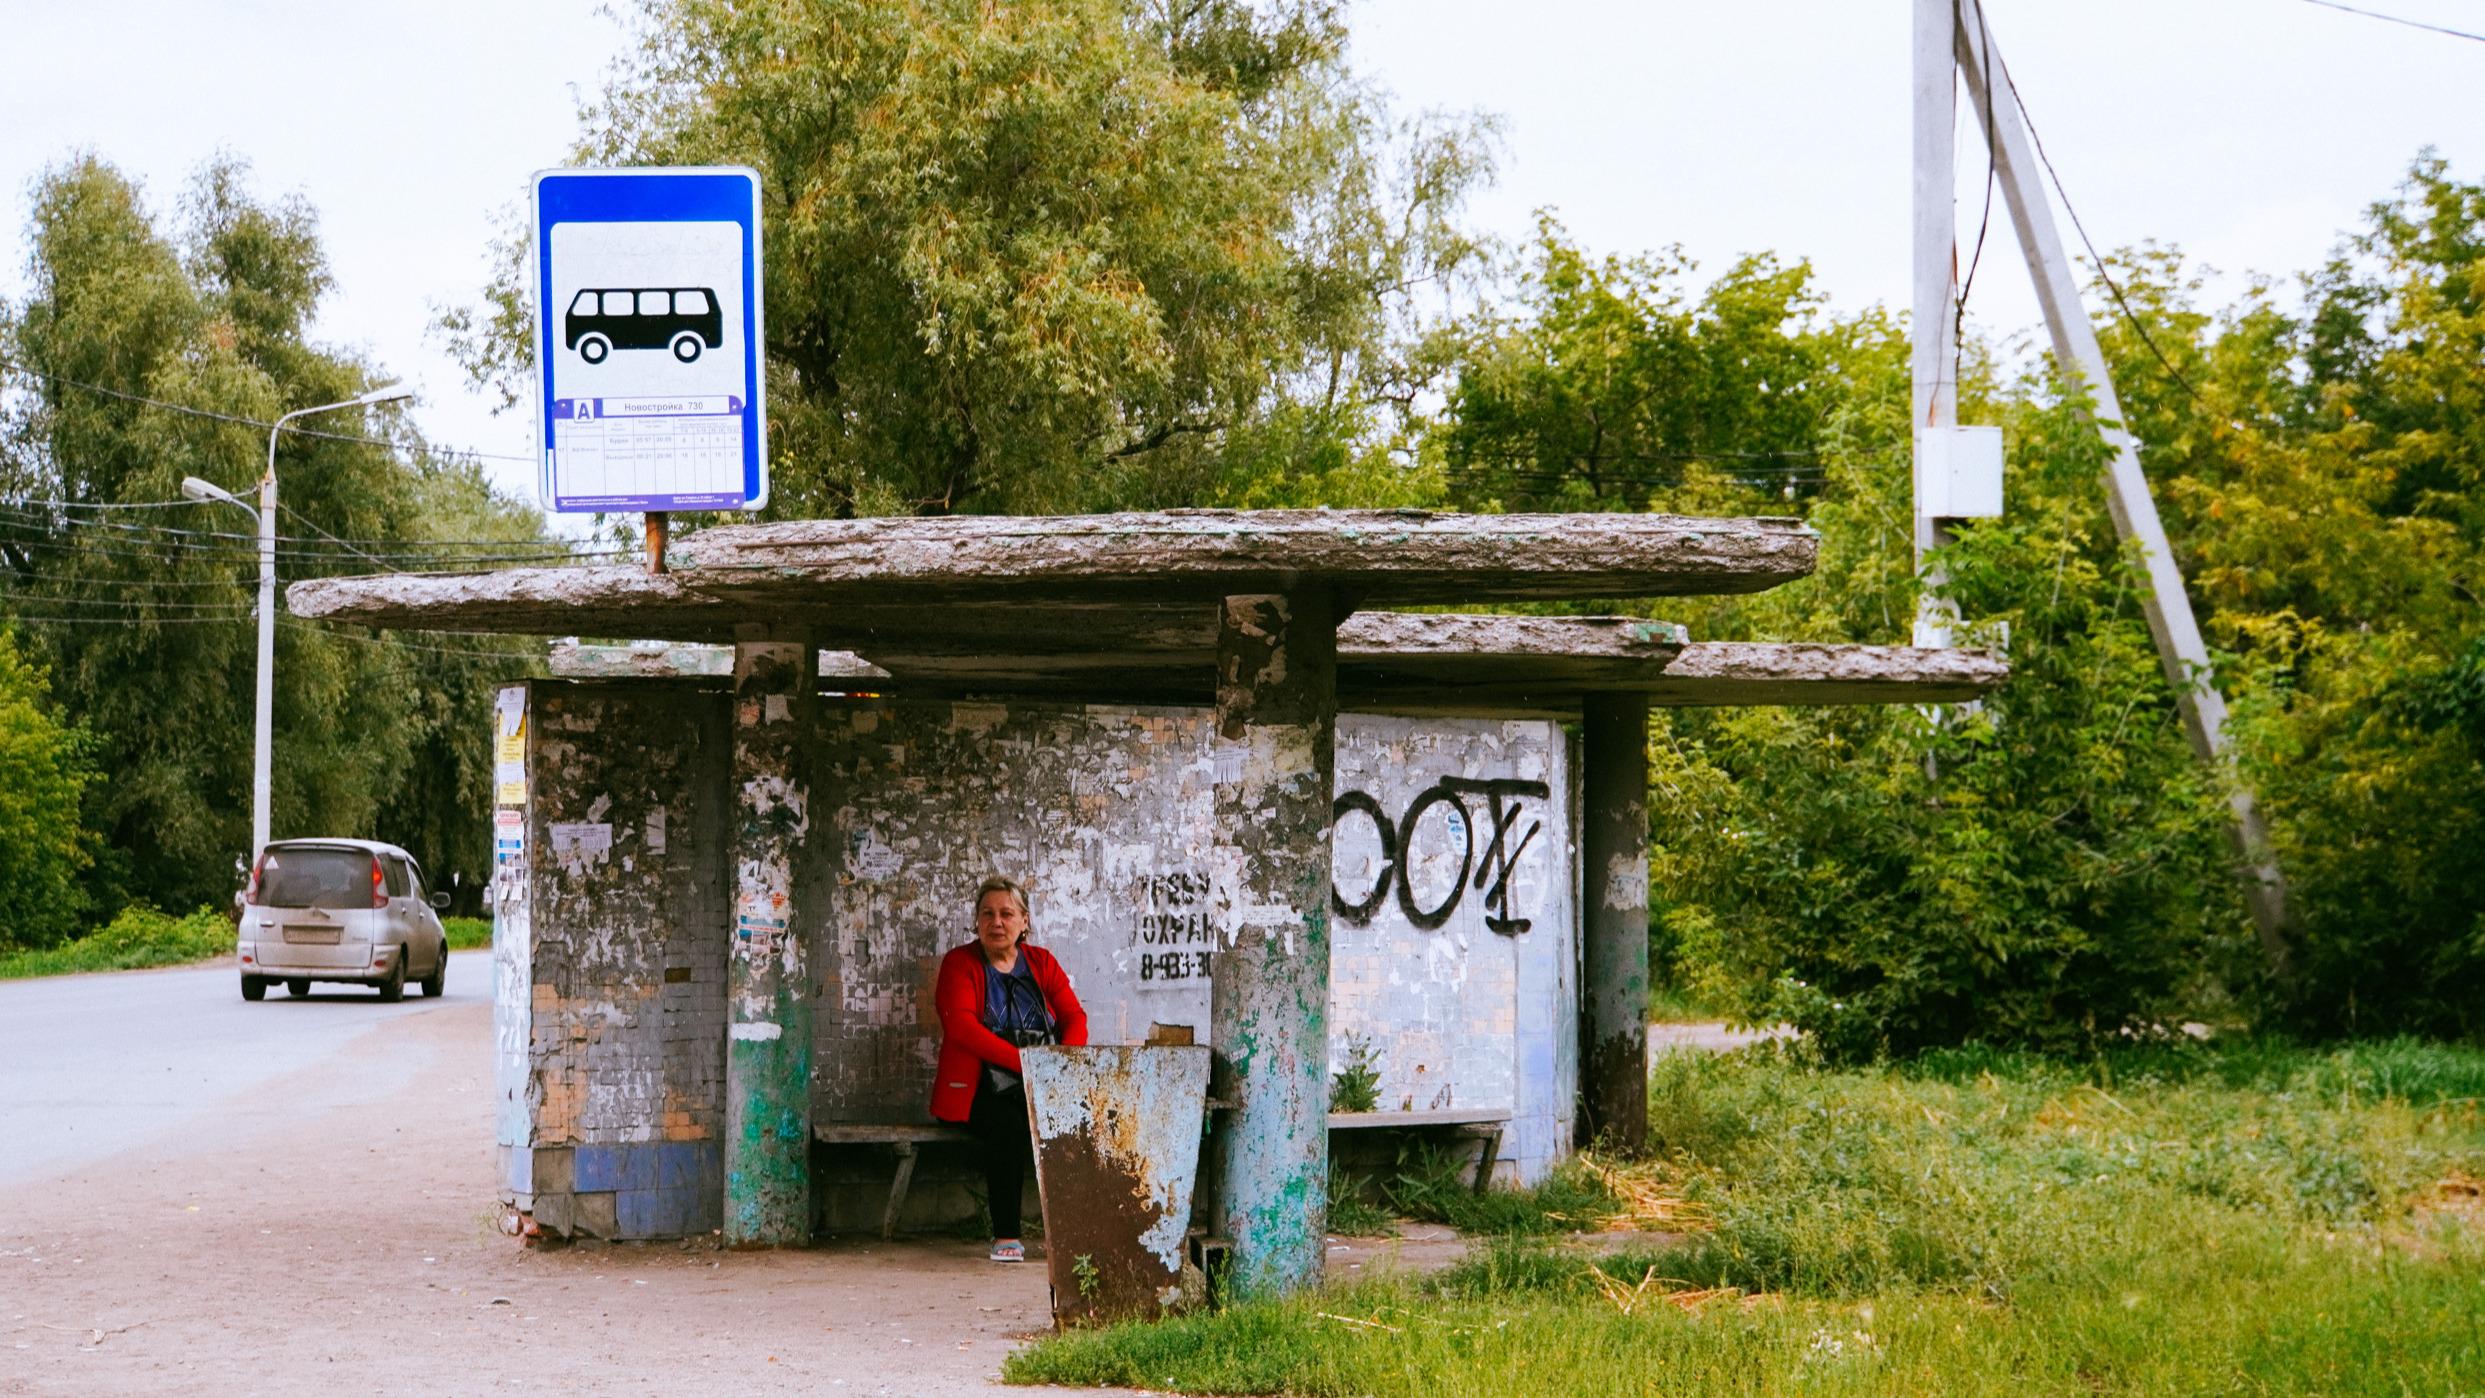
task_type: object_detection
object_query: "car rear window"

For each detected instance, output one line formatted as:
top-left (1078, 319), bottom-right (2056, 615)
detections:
top-left (256, 846), bottom-right (372, 909)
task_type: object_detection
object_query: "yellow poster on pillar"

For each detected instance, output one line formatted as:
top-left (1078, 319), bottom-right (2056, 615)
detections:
top-left (494, 689), bottom-right (527, 807)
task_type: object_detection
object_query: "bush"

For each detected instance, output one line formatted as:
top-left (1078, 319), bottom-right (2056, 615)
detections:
top-left (0, 904), bottom-right (232, 979)
top-left (1658, 399), bottom-right (2242, 1060)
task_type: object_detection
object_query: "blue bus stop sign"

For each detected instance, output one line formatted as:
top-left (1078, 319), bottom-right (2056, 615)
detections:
top-left (532, 167), bottom-right (767, 513)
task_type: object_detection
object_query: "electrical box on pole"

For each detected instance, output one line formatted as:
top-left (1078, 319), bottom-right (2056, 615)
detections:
top-left (1916, 426), bottom-right (2005, 521)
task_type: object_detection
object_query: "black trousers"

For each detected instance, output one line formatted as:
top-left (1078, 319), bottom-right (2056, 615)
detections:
top-left (967, 1076), bottom-right (1035, 1239)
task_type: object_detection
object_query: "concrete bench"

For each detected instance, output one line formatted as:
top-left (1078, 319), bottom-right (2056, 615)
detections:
top-left (1328, 1108), bottom-right (1509, 1194)
top-left (822, 1105), bottom-right (1509, 1241)
top-left (813, 1123), bottom-right (975, 1239)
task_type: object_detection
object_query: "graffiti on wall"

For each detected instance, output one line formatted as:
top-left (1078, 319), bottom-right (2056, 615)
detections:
top-left (1330, 776), bottom-right (1552, 936)
top-left (1133, 870), bottom-right (1214, 987)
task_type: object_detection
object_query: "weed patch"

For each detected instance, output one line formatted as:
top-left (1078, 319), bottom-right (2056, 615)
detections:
top-left (1380, 1144), bottom-right (1622, 1235)
top-left (443, 917), bottom-right (492, 951)
top-left (1324, 1168), bottom-right (1398, 1237)
top-left (1013, 1040), bottom-right (2485, 1393)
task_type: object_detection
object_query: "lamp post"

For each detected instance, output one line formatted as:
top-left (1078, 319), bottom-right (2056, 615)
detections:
top-left (186, 382), bottom-right (411, 862)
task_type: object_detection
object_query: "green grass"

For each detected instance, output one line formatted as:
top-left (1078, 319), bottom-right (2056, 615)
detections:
top-left (1325, 1169), bottom-right (1401, 1237)
top-left (1008, 1039), bottom-right (2485, 1394)
top-left (1379, 1142), bottom-right (1624, 1236)
top-left (444, 916), bottom-right (493, 950)
top-left (0, 905), bottom-right (234, 979)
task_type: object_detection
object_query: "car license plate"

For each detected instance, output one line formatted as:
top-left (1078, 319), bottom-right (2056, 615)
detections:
top-left (283, 925), bottom-right (341, 945)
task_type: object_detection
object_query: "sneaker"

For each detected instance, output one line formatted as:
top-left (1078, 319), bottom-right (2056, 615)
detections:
top-left (989, 1239), bottom-right (1025, 1263)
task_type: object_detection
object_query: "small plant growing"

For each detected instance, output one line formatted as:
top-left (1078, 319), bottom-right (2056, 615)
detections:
top-left (1326, 1166), bottom-right (1399, 1236)
top-left (1331, 1033), bottom-right (1382, 1112)
top-left (1072, 1252), bottom-right (1100, 1300)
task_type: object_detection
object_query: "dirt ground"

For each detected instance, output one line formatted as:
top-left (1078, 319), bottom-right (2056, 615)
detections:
top-left (0, 993), bottom-right (1132, 1397)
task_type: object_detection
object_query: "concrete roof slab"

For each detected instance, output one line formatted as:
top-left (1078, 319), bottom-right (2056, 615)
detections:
top-left (288, 509), bottom-right (1817, 640)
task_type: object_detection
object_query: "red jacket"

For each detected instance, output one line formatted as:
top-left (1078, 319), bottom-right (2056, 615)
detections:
top-left (929, 941), bottom-right (1089, 1123)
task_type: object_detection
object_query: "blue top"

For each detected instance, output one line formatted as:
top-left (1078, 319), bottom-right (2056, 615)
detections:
top-left (983, 955), bottom-right (1050, 1040)
top-left (981, 954), bottom-right (1052, 1093)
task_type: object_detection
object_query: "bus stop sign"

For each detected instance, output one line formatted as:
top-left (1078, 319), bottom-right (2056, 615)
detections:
top-left (532, 166), bottom-right (767, 513)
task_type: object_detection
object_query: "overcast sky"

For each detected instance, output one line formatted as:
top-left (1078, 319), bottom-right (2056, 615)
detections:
top-left (5, 0), bottom-right (2479, 515)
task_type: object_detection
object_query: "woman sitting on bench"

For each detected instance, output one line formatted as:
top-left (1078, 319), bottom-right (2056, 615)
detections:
top-left (929, 874), bottom-right (1088, 1262)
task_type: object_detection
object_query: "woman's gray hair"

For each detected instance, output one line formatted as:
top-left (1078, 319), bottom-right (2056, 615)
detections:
top-left (974, 874), bottom-right (1032, 936)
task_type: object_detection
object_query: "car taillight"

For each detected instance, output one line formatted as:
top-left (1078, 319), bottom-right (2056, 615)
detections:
top-left (245, 853), bottom-right (267, 907)
top-left (372, 855), bottom-right (388, 909)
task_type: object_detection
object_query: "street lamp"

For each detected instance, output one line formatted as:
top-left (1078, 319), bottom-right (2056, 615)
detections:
top-left (205, 382), bottom-right (413, 862)
top-left (181, 476), bottom-right (250, 512)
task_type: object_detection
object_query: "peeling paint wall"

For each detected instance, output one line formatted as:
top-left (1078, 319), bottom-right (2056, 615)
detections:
top-left (1330, 714), bottom-right (1576, 1181)
top-left (807, 701), bottom-right (1221, 1130)
top-left (809, 700), bottom-right (1576, 1191)
top-left (492, 685), bottom-right (533, 1202)
top-left (503, 679), bottom-right (732, 1239)
top-left (506, 685), bottom-right (1580, 1238)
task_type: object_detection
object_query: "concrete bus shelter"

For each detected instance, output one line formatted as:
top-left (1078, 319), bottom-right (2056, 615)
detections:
top-left (290, 508), bottom-right (2002, 1297)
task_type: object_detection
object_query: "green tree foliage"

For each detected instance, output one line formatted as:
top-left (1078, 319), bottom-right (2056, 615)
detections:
top-left (446, 0), bottom-right (1489, 517)
top-left (2088, 158), bottom-right (2485, 1036)
top-left (0, 626), bottom-right (95, 950)
top-left (1435, 220), bottom-right (1865, 515)
top-left (0, 157), bottom-right (542, 918)
top-left (1439, 162), bottom-right (2485, 1051)
top-left (1655, 403), bottom-right (2241, 1059)
top-left (1426, 226), bottom-right (2243, 1057)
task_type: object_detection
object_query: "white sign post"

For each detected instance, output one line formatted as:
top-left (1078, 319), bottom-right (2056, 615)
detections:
top-left (532, 167), bottom-right (768, 515)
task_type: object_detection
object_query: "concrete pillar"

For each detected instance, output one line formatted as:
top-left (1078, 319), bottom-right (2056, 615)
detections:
top-left (723, 638), bottom-right (814, 1246)
top-left (1579, 693), bottom-right (1650, 1154)
top-left (1209, 591), bottom-right (1338, 1298)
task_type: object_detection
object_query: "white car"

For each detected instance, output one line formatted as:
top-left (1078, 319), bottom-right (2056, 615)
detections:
top-left (237, 839), bottom-right (451, 1002)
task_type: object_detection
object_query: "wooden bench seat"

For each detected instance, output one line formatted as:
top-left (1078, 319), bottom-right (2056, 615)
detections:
top-left (820, 1105), bottom-right (1511, 1240)
top-left (813, 1123), bottom-right (974, 1239)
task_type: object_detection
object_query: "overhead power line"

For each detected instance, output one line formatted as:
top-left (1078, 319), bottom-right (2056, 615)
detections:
top-left (0, 594), bottom-right (259, 613)
top-left (1, 604), bottom-right (544, 663)
top-left (1991, 48), bottom-right (2217, 411)
top-left (1953, 0), bottom-right (2000, 333)
top-left (0, 504), bottom-right (622, 563)
top-left (0, 355), bottom-right (539, 465)
top-left (0, 534), bottom-right (618, 575)
top-left (2297, 0), bottom-right (2485, 44)
top-left (0, 610), bottom-right (258, 627)
top-left (0, 568), bottom-right (260, 590)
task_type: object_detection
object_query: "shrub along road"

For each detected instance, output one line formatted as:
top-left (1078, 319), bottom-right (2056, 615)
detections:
top-left (0, 961), bottom-right (1106, 1396)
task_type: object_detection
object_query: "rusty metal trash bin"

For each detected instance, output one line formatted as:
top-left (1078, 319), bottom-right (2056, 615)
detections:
top-left (1019, 1044), bottom-right (1212, 1327)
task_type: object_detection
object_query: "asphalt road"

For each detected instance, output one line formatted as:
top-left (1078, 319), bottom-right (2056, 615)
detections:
top-left (1, 952), bottom-right (1100, 1397)
top-left (0, 950), bottom-right (494, 1190)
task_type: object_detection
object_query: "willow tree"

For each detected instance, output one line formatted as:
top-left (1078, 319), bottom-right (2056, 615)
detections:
top-left (448, 0), bottom-right (1489, 516)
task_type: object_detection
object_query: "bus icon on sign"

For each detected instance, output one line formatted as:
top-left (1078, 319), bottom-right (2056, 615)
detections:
top-left (564, 287), bottom-right (723, 365)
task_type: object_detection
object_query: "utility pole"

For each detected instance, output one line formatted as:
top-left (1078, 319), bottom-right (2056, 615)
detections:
top-left (1911, 0), bottom-right (1962, 650)
top-left (1932, 0), bottom-right (2293, 975)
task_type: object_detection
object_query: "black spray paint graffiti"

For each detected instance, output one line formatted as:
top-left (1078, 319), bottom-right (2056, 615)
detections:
top-left (1330, 777), bottom-right (1551, 936)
